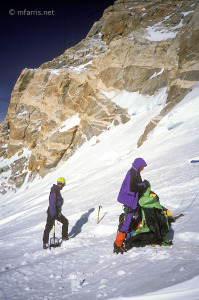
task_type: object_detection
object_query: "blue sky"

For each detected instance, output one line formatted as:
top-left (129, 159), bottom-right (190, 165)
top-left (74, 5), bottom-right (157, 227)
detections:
top-left (0, 0), bottom-right (114, 123)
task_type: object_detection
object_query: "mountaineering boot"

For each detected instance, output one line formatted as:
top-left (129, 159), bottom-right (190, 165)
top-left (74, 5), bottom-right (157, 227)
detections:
top-left (113, 232), bottom-right (126, 254)
top-left (43, 243), bottom-right (49, 250)
top-left (114, 243), bottom-right (126, 254)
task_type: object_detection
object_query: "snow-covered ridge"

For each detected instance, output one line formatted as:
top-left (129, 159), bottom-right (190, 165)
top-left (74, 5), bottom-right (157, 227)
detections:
top-left (41, 36), bottom-right (108, 70)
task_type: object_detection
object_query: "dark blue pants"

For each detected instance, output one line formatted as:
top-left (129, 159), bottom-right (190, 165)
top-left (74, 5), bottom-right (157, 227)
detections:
top-left (43, 209), bottom-right (69, 244)
top-left (120, 212), bottom-right (134, 233)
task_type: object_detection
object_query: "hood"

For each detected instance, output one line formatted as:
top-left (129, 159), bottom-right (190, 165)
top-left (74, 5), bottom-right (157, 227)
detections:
top-left (51, 184), bottom-right (61, 192)
top-left (132, 158), bottom-right (147, 170)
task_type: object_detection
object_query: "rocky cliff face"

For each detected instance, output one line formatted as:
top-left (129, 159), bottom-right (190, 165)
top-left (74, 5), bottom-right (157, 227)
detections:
top-left (0, 0), bottom-right (198, 194)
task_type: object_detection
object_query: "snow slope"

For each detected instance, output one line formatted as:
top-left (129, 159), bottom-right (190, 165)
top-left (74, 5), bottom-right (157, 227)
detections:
top-left (0, 85), bottom-right (199, 300)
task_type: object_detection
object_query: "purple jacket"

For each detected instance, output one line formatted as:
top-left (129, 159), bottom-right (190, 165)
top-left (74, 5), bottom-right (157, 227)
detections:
top-left (48, 184), bottom-right (64, 219)
top-left (117, 158), bottom-right (147, 209)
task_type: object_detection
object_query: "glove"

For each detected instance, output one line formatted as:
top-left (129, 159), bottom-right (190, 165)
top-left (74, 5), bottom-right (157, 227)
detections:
top-left (143, 180), bottom-right (150, 188)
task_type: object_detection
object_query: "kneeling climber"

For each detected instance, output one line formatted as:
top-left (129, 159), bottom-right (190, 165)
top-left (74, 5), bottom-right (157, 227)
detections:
top-left (114, 158), bottom-right (148, 254)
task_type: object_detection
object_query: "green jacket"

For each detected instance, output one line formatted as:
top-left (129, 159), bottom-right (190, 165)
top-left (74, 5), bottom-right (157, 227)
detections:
top-left (125, 187), bottom-right (170, 249)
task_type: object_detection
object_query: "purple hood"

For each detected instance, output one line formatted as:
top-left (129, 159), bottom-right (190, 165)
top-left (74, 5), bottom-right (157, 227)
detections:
top-left (132, 158), bottom-right (147, 170)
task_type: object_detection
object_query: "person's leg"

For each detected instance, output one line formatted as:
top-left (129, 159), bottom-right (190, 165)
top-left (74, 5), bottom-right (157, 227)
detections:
top-left (59, 214), bottom-right (69, 240)
top-left (120, 212), bottom-right (134, 233)
top-left (114, 212), bottom-right (134, 253)
top-left (43, 211), bottom-right (54, 244)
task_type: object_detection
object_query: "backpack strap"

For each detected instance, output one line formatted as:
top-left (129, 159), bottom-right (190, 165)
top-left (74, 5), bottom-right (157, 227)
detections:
top-left (50, 187), bottom-right (59, 198)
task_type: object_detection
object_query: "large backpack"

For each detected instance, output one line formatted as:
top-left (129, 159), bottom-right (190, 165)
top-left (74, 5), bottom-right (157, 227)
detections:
top-left (124, 187), bottom-right (170, 250)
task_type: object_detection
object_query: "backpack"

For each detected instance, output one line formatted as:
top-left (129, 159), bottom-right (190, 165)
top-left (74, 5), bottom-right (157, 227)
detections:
top-left (124, 187), bottom-right (170, 249)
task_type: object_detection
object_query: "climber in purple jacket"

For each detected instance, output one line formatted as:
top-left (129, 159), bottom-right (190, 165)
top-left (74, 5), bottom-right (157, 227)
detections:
top-left (114, 158), bottom-right (148, 254)
top-left (43, 177), bottom-right (69, 249)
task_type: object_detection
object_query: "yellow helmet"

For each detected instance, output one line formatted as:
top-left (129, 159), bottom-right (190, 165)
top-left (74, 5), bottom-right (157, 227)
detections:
top-left (57, 177), bottom-right (66, 186)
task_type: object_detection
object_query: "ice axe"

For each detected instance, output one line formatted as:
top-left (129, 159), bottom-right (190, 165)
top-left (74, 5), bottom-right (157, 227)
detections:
top-left (97, 205), bottom-right (102, 224)
top-left (49, 221), bottom-right (62, 248)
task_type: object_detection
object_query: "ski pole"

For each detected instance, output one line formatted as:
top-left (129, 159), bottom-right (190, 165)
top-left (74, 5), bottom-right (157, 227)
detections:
top-left (175, 193), bottom-right (198, 216)
top-left (53, 221), bottom-right (56, 242)
top-left (97, 205), bottom-right (102, 224)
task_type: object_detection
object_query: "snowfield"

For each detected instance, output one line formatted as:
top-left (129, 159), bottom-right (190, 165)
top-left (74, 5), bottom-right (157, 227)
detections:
top-left (0, 84), bottom-right (199, 300)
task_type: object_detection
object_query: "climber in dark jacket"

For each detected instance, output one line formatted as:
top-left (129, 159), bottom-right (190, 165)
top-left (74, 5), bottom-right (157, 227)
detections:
top-left (43, 177), bottom-right (69, 249)
top-left (114, 158), bottom-right (148, 254)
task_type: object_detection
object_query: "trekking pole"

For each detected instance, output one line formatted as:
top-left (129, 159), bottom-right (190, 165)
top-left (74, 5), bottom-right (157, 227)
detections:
top-left (53, 221), bottom-right (56, 243)
top-left (179, 193), bottom-right (198, 215)
top-left (97, 205), bottom-right (102, 224)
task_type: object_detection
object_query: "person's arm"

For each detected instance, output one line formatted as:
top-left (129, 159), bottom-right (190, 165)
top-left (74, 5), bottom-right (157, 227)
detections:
top-left (49, 191), bottom-right (57, 219)
top-left (56, 193), bottom-right (64, 216)
top-left (130, 169), bottom-right (146, 193)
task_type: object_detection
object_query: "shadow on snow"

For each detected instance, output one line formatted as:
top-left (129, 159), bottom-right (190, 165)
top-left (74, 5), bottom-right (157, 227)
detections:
top-left (69, 208), bottom-right (95, 238)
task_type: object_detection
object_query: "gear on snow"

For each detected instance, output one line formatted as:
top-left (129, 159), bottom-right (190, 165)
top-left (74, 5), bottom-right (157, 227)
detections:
top-left (114, 186), bottom-right (174, 253)
top-left (125, 186), bottom-right (171, 250)
top-left (113, 158), bottom-right (174, 254)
